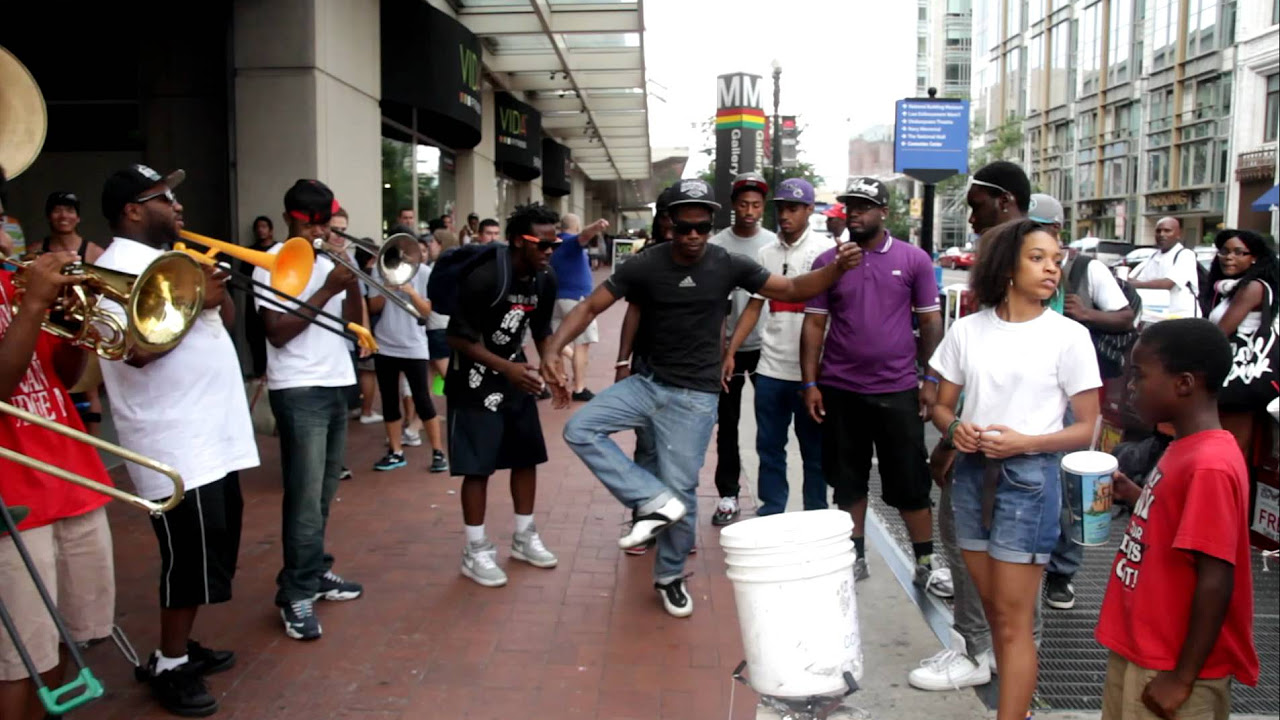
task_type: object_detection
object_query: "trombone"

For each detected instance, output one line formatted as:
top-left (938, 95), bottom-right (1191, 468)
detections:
top-left (323, 230), bottom-right (427, 325)
top-left (0, 400), bottom-right (185, 515)
top-left (174, 229), bottom-right (378, 353)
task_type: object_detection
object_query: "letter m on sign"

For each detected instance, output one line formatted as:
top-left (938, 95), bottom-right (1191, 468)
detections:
top-left (717, 74), bottom-right (762, 110)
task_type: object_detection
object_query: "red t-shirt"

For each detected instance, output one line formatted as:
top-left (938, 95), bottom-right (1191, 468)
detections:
top-left (1095, 429), bottom-right (1259, 685)
top-left (0, 270), bottom-right (113, 531)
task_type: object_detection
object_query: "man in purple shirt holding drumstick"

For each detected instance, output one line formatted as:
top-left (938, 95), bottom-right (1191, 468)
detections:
top-left (800, 176), bottom-right (943, 583)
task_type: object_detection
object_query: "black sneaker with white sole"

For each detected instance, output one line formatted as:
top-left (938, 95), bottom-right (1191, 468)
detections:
top-left (655, 577), bottom-right (693, 618)
top-left (185, 640), bottom-right (235, 675)
top-left (280, 598), bottom-right (322, 640)
top-left (1044, 573), bottom-right (1076, 610)
top-left (315, 570), bottom-right (363, 601)
top-left (429, 450), bottom-right (449, 474)
top-left (618, 497), bottom-right (686, 549)
top-left (144, 655), bottom-right (218, 717)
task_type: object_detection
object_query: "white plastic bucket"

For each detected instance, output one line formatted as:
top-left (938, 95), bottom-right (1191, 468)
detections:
top-left (721, 509), bottom-right (862, 698)
top-left (1061, 451), bottom-right (1118, 546)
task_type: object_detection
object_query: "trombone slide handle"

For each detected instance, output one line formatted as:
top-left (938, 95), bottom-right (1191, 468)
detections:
top-left (346, 323), bottom-right (379, 353)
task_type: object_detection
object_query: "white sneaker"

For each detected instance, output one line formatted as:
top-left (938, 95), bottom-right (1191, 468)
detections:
top-left (907, 630), bottom-right (991, 691)
top-left (511, 524), bottom-right (558, 568)
top-left (618, 497), bottom-right (686, 549)
top-left (461, 540), bottom-right (508, 587)
top-left (925, 567), bottom-right (955, 599)
top-left (359, 412), bottom-right (383, 424)
top-left (401, 428), bottom-right (423, 447)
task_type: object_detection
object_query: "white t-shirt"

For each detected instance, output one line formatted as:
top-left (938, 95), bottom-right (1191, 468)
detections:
top-left (373, 265), bottom-right (430, 359)
top-left (752, 228), bottom-right (836, 381)
top-left (1132, 245), bottom-right (1200, 316)
top-left (1082, 258), bottom-right (1131, 313)
top-left (94, 237), bottom-right (259, 499)
top-left (710, 226), bottom-right (776, 352)
top-left (930, 307), bottom-right (1102, 438)
top-left (423, 263), bottom-right (450, 331)
top-left (253, 246), bottom-right (357, 390)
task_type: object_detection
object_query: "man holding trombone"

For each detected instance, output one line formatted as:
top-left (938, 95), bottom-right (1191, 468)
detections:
top-left (92, 164), bottom-right (258, 717)
top-left (254, 179), bottom-right (364, 642)
top-left (0, 251), bottom-right (117, 720)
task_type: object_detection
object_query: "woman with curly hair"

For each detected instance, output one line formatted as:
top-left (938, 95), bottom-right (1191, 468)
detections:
top-left (929, 218), bottom-right (1102, 719)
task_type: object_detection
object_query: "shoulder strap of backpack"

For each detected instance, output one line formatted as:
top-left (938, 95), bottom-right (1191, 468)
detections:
top-left (1067, 255), bottom-right (1091, 296)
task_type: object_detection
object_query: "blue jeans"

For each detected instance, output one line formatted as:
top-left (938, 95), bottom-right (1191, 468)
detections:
top-left (952, 452), bottom-right (1063, 565)
top-left (1048, 405), bottom-right (1083, 578)
top-left (269, 386), bottom-right (347, 605)
top-left (564, 375), bottom-right (718, 582)
top-left (753, 374), bottom-right (826, 515)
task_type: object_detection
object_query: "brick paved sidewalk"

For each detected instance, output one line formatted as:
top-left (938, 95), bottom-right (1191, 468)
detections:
top-left (81, 272), bottom-right (986, 720)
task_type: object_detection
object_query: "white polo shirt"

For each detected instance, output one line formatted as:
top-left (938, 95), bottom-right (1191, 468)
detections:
top-left (752, 228), bottom-right (836, 381)
top-left (94, 237), bottom-right (259, 500)
top-left (1132, 245), bottom-right (1200, 316)
top-left (252, 245), bottom-right (356, 390)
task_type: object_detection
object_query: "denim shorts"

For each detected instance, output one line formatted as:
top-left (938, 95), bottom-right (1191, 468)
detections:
top-left (952, 452), bottom-right (1062, 565)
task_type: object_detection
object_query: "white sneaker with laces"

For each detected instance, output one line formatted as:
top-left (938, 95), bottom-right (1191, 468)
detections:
top-left (907, 630), bottom-right (991, 691)
top-left (925, 567), bottom-right (955, 599)
top-left (618, 498), bottom-right (686, 549)
top-left (461, 540), bottom-right (508, 587)
top-left (401, 428), bottom-right (423, 447)
top-left (359, 412), bottom-right (383, 424)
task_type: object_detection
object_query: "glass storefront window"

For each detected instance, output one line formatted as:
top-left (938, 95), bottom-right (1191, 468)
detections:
top-left (382, 137), bottom-right (416, 232)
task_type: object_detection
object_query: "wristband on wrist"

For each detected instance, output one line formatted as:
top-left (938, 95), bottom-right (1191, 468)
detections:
top-left (800, 381), bottom-right (818, 390)
top-left (922, 374), bottom-right (940, 385)
top-left (945, 419), bottom-right (961, 444)
top-left (615, 360), bottom-right (631, 368)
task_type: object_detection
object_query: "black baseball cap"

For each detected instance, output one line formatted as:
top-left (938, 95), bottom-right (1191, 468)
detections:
top-left (665, 179), bottom-right (721, 211)
top-left (45, 191), bottom-right (80, 215)
top-left (837, 176), bottom-right (890, 206)
top-left (284, 179), bottom-right (338, 224)
top-left (101, 164), bottom-right (186, 223)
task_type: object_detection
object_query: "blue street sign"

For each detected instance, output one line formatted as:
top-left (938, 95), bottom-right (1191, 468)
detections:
top-left (894, 98), bottom-right (970, 184)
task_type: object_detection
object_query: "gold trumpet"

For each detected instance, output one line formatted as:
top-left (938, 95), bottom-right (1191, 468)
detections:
top-left (0, 400), bottom-right (184, 515)
top-left (8, 252), bottom-right (207, 361)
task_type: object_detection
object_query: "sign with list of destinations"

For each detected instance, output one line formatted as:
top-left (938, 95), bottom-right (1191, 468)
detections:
top-left (893, 98), bottom-right (970, 184)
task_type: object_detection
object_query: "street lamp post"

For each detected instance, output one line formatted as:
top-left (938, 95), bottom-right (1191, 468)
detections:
top-left (771, 60), bottom-right (782, 232)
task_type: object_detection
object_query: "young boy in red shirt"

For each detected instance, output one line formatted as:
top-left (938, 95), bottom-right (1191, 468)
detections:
top-left (1097, 318), bottom-right (1259, 720)
top-left (0, 252), bottom-right (117, 720)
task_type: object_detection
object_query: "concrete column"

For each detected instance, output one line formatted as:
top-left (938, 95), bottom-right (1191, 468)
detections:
top-left (570, 170), bottom-right (587, 217)
top-left (455, 88), bottom-right (499, 224)
top-left (233, 0), bottom-right (381, 238)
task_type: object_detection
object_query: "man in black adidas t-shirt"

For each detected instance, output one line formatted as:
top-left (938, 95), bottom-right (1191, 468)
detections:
top-left (446, 204), bottom-right (561, 589)
top-left (545, 179), bottom-right (864, 617)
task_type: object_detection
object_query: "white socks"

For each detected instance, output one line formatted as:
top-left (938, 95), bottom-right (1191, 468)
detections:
top-left (465, 524), bottom-right (486, 544)
top-left (514, 514), bottom-right (534, 534)
top-left (154, 650), bottom-right (189, 674)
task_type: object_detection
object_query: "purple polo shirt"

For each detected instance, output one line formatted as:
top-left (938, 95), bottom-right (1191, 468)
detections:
top-left (806, 236), bottom-right (941, 394)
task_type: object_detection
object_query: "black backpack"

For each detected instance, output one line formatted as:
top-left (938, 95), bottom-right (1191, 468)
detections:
top-left (426, 243), bottom-right (551, 317)
top-left (1067, 257), bottom-right (1142, 378)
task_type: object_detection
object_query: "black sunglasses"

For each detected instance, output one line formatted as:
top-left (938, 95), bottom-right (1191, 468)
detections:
top-left (135, 188), bottom-right (176, 205)
top-left (672, 220), bottom-right (713, 236)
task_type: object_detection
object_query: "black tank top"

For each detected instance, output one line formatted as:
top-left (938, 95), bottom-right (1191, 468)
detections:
top-left (40, 235), bottom-right (91, 259)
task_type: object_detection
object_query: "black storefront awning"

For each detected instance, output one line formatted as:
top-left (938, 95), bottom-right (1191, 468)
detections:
top-left (381, 0), bottom-right (482, 149)
top-left (494, 92), bottom-right (542, 182)
top-left (541, 139), bottom-right (571, 197)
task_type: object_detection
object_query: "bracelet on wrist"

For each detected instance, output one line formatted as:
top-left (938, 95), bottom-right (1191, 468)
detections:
top-left (922, 374), bottom-right (940, 385)
top-left (800, 381), bottom-right (818, 390)
top-left (614, 360), bottom-right (630, 368)
top-left (945, 419), bottom-right (961, 444)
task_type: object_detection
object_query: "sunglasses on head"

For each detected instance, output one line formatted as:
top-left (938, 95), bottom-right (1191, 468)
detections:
top-left (135, 188), bottom-right (176, 205)
top-left (968, 178), bottom-right (1011, 197)
top-left (521, 234), bottom-right (561, 250)
top-left (672, 220), bottom-right (714, 236)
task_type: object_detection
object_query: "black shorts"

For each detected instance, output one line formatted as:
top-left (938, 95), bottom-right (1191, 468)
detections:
top-left (148, 473), bottom-right (243, 609)
top-left (447, 393), bottom-right (547, 477)
top-left (820, 386), bottom-right (932, 511)
top-left (426, 329), bottom-right (449, 362)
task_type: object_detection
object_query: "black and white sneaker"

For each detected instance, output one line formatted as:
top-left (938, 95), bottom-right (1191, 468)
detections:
top-left (338, 466), bottom-right (353, 481)
top-left (429, 450), bottom-right (449, 474)
top-left (655, 577), bottom-right (693, 618)
top-left (711, 496), bottom-right (740, 526)
top-left (1044, 573), bottom-right (1076, 610)
top-left (144, 655), bottom-right (218, 717)
top-left (184, 640), bottom-right (235, 676)
top-left (281, 598), bottom-right (322, 640)
top-left (618, 498), bottom-right (686, 549)
top-left (315, 570), bottom-right (363, 601)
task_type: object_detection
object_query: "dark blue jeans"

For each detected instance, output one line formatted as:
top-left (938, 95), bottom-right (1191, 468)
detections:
top-left (754, 374), bottom-right (826, 515)
top-left (269, 386), bottom-right (347, 605)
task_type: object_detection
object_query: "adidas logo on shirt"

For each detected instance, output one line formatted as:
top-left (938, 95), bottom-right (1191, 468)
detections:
top-left (678, 276), bottom-right (697, 288)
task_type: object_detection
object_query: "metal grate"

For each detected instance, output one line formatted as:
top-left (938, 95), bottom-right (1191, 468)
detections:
top-left (865, 434), bottom-right (1279, 715)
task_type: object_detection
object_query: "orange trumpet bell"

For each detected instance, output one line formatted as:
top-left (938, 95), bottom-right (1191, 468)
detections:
top-left (175, 229), bottom-right (314, 297)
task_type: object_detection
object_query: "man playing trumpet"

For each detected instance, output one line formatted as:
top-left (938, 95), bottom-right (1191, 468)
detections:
top-left (0, 251), bottom-right (117, 720)
top-left (94, 165), bottom-right (258, 717)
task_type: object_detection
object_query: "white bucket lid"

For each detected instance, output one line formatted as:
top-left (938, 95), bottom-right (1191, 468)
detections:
top-left (1062, 450), bottom-right (1119, 475)
top-left (720, 509), bottom-right (853, 550)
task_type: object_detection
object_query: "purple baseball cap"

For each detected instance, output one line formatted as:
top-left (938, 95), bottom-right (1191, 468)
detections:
top-left (773, 178), bottom-right (815, 206)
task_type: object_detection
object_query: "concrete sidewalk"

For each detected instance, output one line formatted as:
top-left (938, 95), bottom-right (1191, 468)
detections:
top-left (79, 269), bottom-right (986, 720)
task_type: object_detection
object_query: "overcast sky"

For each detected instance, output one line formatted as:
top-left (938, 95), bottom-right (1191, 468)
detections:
top-left (642, 0), bottom-right (916, 191)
